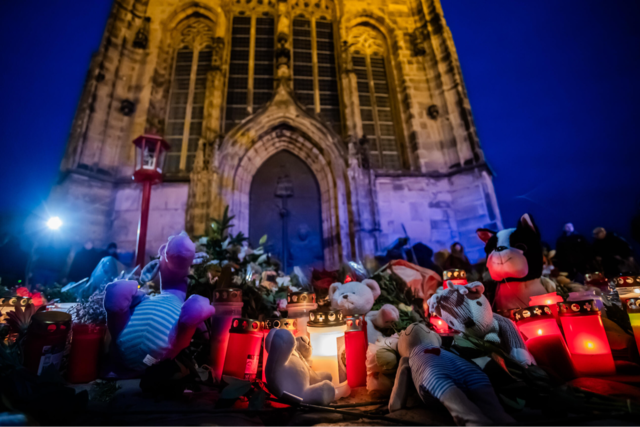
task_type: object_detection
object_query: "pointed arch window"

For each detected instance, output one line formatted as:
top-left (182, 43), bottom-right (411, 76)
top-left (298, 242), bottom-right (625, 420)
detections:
top-left (353, 51), bottom-right (401, 170)
top-left (165, 22), bottom-right (214, 174)
top-left (292, 17), bottom-right (342, 135)
top-left (224, 15), bottom-right (275, 132)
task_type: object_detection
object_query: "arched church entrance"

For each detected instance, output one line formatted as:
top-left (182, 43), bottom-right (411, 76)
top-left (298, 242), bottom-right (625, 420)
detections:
top-left (249, 150), bottom-right (324, 275)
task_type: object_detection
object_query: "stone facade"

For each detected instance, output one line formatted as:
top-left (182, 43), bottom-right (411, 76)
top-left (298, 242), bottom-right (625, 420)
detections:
top-left (50, 0), bottom-right (502, 268)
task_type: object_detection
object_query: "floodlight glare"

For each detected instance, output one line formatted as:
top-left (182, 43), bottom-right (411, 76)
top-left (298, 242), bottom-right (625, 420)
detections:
top-left (47, 216), bottom-right (63, 230)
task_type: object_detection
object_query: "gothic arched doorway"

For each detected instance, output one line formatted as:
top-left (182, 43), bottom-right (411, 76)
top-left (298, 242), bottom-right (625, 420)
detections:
top-left (249, 150), bottom-right (324, 275)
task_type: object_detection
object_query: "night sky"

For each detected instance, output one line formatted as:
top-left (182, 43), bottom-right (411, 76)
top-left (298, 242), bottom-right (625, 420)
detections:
top-left (0, 1), bottom-right (639, 252)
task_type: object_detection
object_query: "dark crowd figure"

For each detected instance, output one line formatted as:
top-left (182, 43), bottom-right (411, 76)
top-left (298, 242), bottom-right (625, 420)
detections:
top-left (443, 242), bottom-right (473, 273)
top-left (406, 242), bottom-right (442, 275)
top-left (101, 242), bottom-right (119, 261)
top-left (554, 223), bottom-right (593, 280)
top-left (67, 241), bottom-right (102, 283)
top-left (592, 227), bottom-right (638, 277)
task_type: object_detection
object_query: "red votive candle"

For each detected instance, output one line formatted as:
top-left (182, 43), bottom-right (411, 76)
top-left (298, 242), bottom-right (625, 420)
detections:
top-left (262, 318), bottom-right (298, 383)
top-left (529, 292), bottom-right (563, 321)
top-left (345, 315), bottom-right (367, 388)
top-left (585, 272), bottom-right (611, 293)
top-left (443, 269), bottom-right (467, 290)
top-left (558, 300), bottom-right (615, 377)
top-left (222, 318), bottom-right (263, 381)
top-left (429, 315), bottom-right (455, 334)
top-left (23, 311), bottom-right (72, 375)
top-left (67, 323), bottom-right (106, 383)
top-left (514, 306), bottom-right (575, 380)
top-left (615, 278), bottom-right (640, 353)
top-left (210, 288), bottom-right (243, 383)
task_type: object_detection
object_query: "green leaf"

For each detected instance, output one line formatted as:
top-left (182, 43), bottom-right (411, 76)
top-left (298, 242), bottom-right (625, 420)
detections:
top-left (249, 388), bottom-right (267, 411)
top-left (259, 234), bottom-right (268, 245)
top-left (221, 376), bottom-right (252, 399)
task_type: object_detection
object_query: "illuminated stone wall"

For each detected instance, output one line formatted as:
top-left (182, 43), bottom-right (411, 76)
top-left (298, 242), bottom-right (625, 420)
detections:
top-left (51, 0), bottom-right (501, 267)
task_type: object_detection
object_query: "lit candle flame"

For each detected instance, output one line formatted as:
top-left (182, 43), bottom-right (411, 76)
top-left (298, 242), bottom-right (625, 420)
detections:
top-left (546, 300), bottom-right (552, 304)
top-left (586, 341), bottom-right (594, 350)
top-left (537, 329), bottom-right (543, 335)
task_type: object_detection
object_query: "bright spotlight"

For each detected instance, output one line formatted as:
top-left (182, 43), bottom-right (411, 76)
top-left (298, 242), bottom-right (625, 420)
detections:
top-left (47, 217), bottom-right (63, 230)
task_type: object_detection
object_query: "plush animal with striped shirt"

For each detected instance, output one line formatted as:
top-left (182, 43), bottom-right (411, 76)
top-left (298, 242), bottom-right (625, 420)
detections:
top-left (104, 233), bottom-right (215, 373)
top-left (428, 281), bottom-right (535, 367)
top-left (389, 323), bottom-right (514, 426)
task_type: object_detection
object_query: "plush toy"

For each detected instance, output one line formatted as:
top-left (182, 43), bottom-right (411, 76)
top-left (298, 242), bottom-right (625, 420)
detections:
top-left (428, 282), bottom-right (535, 366)
top-left (104, 233), bottom-right (215, 372)
top-left (329, 279), bottom-right (400, 344)
top-left (389, 322), bottom-right (515, 426)
top-left (264, 328), bottom-right (338, 404)
top-left (477, 213), bottom-right (555, 311)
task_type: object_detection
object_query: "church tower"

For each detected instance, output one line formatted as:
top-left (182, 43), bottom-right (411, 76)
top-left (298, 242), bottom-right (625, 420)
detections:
top-left (51, 0), bottom-right (502, 269)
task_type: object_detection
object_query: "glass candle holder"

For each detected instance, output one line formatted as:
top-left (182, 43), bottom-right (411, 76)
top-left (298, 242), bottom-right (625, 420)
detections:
top-left (568, 290), bottom-right (604, 311)
top-left (210, 288), bottom-right (243, 383)
top-left (558, 300), bottom-right (615, 377)
top-left (345, 315), bottom-right (367, 388)
top-left (23, 311), bottom-right (72, 375)
top-left (615, 279), bottom-right (640, 353)
top-left (514, 306), bottom-right (575, 380)
top-left (286, 292), bottom-right (317, 338)
top-left (585, 272), bottom-right (610, 293)
top-left (307, 308), bottom-right (346, 385)
top-left (529, 292), bottom-right (563, 321)
top-left (429, 315), bottom-right (455, 334)
top-left (67, 323), bottom-right (106, 383)
top-left (262, 318), bottom-right (298, 383)
top-left (443, 269), bottom-right (467, 290)
top-left (222, 318), bottom-right (263, 381)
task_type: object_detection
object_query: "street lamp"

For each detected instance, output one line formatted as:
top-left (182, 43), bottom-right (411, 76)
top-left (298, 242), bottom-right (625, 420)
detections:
top-left (132, 134), bottom-right (169, 267)
top-left (46, 217), bottom-right (63, 230)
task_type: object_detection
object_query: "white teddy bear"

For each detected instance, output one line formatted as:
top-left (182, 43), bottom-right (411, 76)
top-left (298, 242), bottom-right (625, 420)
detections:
top-left (329, 279), bottom-right (400, 344)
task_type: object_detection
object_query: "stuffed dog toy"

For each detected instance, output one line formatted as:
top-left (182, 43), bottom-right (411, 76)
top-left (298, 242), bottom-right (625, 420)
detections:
top-left (389, 323), bottom-right (514, 426)
top-left (105, 233), bottom-right (215, 373)
top-left (329, 279), bottom-right (400, 344)
top-left (428, 282), bottom-right (535, 366)
top-left (477, 213), bottom-right (554, 311)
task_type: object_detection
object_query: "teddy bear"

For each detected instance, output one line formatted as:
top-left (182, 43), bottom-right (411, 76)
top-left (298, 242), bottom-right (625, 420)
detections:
top-left (428, 282), bottom-right (535, 367)
top-left (389, 322), bottom-right (515, 426)
top-left (329, 279), bottom-right (400, 344)
top-left (104, 233), bottom-right (215, 373)
top-left (477, 213), bottom-right (555, 311)
top-left (264, 328), bottom-right (350, 404)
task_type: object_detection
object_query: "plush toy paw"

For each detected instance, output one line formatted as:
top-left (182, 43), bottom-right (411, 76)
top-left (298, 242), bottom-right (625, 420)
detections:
top-left (484, 332), bottom-right (500, 344)
top-left (179, 295), bottom-right (215, 327)
top-left (105, 280), bottom-right (140, 312)
top-left (295, 336), bottom-right (313, 361)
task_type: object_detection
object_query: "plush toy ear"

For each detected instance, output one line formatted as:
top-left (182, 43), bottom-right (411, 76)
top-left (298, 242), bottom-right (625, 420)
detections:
top-left (519, 213), bottom-right (539, 235)
top-left (363, 279), bottom-right (381, 300)
top-left (476, 228), bottom-right (496, 243)
top-left (465, 282), bottom-right (485, 300)
top-left (328, 282), bottom-right (341, 299)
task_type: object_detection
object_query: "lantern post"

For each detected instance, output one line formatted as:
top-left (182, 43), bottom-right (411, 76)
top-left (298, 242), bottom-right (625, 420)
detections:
top-left (132, 135), bottom-right (169, 267)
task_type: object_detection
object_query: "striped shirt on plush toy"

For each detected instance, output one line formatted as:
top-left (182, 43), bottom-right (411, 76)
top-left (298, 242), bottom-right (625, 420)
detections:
top-left (117, 293), bottom-right (182, 370)
top-left (409, 343), bottom-right (491, 400)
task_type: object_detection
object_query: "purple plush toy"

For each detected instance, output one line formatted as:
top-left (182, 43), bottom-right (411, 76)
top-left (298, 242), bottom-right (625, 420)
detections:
top-left (104, 233), bottom-right (215, 373)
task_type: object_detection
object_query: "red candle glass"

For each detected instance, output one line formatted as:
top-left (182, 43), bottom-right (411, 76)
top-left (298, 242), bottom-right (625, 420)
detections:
top-left (210, 288), bottom-right (243, 383)
top-left (222, 318), bottom-right (263, 381)
top-left (558, 300), bottom-right (615, 377)
top-left (615, 278), bottom-right (640, 353)
top-left (443, 269), bottom-right (467, 290)
top-left (262, 318), bottom-right (297, 383)
top-left (67, 323), bottom-right (106, 383)
top-left (23, 311), bottom-right (72, 375)
top-left (585, 272), bottom-right (611, 293)
top-left (429, 315), bottom-right (455, 334)
top-left (514, 306), bottom-right (575, 380)
top-left (529, 292), bottom-right (563, 321)
top-left (345, 315), bottom-right (367, 388)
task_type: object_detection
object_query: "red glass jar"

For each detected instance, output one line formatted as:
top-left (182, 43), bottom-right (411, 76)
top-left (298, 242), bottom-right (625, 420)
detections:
top-left (345, 315), bottom-right (367, 388)
top-left (210, 288), bottom-right (243, 383)
top-left (67, 323), bottom-right (106, 383)
top-left (585, 272), bottom-right (611, 293)
top-left (429, 315), bottom-right (455, 334)
top-left (514, 306), bottom-right (575, 380)
top-left (262, 318), bottom-right (297, 382)
top-left (23, 311), bottom-right (72, 375)
top-left (443, 269), bottom-right (467, 290)
top-left (558, 299), bottom-right (615, 377)
top-left (222, 318), bottom-right (263, 381)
